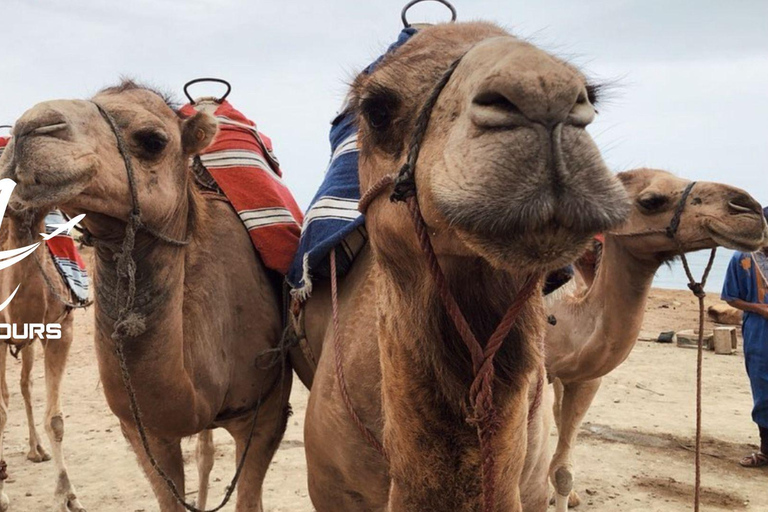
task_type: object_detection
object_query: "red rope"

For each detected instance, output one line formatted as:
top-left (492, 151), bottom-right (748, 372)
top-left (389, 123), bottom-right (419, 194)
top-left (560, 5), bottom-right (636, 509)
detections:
top-left (405, 196), bottom-right (542, 512)
top-left (346, 183), bottom-right (544, 511)
top-left (330, 248), bottom-right (388, 459)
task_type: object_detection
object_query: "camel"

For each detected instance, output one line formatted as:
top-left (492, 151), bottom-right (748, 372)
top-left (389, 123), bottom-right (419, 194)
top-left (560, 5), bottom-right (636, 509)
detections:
top-left (293, 22), bottom-right (630, 511)
top-left (545, 168), bottom-right (768, 512)
top-left (0, 209), bottom-right (84, 512)
top-left (0, 81), bottom-right (291, 511)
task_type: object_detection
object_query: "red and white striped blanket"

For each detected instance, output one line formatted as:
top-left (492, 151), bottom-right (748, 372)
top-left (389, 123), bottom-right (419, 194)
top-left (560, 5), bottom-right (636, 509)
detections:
top-left (181, 100), bottom-right (303, 275)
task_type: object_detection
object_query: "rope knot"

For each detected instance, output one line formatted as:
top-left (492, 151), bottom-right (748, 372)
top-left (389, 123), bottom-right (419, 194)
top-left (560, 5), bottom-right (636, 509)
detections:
top-left (687, 282), bottom-right (706, 299)
top-left (390, 163), bottom-right (416, 202)
top-left (112, 312), bottom-right (147, 339)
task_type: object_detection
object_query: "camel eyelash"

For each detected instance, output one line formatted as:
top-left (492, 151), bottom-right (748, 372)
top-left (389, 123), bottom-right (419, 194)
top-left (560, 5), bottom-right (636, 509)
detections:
top-left (585, 83), bottom-right (602, 107)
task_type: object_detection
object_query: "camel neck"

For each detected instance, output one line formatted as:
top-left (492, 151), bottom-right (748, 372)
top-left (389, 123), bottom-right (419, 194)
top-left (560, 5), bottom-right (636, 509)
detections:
top-left (91, 196), bottom-right (193, 355)
top-left (575, 236), bottom-right (658, 379)
top-left (374, 255), bottom-right (541, 510)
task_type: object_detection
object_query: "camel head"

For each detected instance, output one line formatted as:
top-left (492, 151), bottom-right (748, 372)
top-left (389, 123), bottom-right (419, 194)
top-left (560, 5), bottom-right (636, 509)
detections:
top-left (353, 22), bottom-right (629, 274)
top-left (0, 81), bottom-right (217, 233)
top-left (612, 168), bottom-right (767, 261)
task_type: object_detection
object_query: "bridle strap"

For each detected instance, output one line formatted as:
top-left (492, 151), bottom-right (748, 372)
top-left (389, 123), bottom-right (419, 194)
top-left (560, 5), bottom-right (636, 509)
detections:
top-left (390, 55), bottom-right (465, 202)
top-left (666, 180), bottom-right (697, 239)
top-left (86, 102), bottom-right (191, 248)
top-left (608, 181), bottom-right (698, 240)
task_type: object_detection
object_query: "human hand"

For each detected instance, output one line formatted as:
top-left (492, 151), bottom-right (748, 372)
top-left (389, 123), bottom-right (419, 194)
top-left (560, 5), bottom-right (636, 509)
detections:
top-left (756, 304), bottom-right (768, 319)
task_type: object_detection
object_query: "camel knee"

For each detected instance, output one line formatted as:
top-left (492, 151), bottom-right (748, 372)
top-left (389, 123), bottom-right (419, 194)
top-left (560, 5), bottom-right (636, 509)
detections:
top-left (47, 414), bottom-right (64, 442)
top-left (553, 466), bottom-right (574, 497)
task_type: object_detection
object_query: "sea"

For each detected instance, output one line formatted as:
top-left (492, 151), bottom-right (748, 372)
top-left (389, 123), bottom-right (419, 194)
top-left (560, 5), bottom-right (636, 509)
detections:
top-left (652, 249), bottom-right (737, 293)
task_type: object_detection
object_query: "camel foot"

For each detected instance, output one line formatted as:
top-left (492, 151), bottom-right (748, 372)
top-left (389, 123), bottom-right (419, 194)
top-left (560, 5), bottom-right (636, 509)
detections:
top-left (61, 493), bottom-right (85, 512)
top-left (569, 490), bottom-right (581, 508)
top-left (0, 492), bottom-right (9, 512)
top-left (27, 444), bottom-right (51, 463)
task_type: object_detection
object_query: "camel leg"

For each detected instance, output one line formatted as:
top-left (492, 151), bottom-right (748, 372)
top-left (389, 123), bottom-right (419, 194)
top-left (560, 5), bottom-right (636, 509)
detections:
top-left (549, 378), bottom-right (602, 512)
top-left (123, 425), bottom-right (185, 512)
top-left (195, 429), bottom-right (215, 510)
top-left (225, 372), bottom-right (291, 512)
top-left (41, 322), bottom-right (85, 512)
top-left (0, 344), bottom-right (9, 511)
top-left (552, 378), bottom-right (564, 431)
top-left (21, 343), bottom-right (51, 463)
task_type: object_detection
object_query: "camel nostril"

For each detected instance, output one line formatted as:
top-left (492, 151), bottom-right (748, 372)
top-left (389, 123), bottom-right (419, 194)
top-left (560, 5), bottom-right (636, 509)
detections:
top-left (473, 91), bottom-right (523, 115)
top-left (16, 111), bottom-right (70, 139)
top-left (31, 123), bottom-right (68, 136)
top-left (470, 90), bottom-right (528, 129)
top-left (728, 193), bottom-right (761, 216)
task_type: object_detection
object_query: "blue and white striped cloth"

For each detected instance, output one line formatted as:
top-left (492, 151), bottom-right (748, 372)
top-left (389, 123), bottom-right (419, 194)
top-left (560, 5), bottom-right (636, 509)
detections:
top-left (287, 28), bottom-right (417, 298)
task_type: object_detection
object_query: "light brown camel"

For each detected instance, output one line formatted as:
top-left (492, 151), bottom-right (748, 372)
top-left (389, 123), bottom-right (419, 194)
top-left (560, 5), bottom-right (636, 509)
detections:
top-left (0, 82), bottom-right (291, 512)
top-left (0, 210), bottom-right (83, 512)
top-left (545, 168), bottom-right (768, 512)
top-left (293, 22), bottom-right (630, 512)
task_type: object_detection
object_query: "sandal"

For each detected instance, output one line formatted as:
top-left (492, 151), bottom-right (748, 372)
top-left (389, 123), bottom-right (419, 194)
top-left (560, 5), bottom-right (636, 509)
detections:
top-left (739, 452), bottom-right (768, 468)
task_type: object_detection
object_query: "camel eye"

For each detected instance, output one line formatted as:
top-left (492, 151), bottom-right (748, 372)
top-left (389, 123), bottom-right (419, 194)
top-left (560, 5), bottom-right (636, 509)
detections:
top-left (134, 129), bottom-right (168, 157)
top-left (637, 194), bottom-right (669, 212)
top-left (361, 87), bottom-right (399, 131)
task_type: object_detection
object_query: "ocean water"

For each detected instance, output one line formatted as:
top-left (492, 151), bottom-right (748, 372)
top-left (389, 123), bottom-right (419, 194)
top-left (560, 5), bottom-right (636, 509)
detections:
top-left (652, 249), bottom-right (737, 293)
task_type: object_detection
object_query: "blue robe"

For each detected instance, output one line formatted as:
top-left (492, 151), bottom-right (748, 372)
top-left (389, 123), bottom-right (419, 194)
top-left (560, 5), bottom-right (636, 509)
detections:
top-left (721, 251), bottom-right (768, 428)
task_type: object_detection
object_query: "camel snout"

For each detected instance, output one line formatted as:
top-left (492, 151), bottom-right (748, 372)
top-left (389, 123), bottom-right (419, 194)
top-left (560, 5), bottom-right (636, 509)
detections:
top-left (467, 39), bottom-right (594, 130)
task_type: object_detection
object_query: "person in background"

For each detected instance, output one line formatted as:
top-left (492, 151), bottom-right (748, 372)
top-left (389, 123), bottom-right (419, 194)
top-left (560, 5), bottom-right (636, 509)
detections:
top-left (722, 206), bottom-right (768, 467)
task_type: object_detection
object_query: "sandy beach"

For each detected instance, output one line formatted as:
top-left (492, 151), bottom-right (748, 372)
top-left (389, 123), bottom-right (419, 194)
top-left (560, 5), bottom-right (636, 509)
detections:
top-left (2, 280), bottom-right (765, 511)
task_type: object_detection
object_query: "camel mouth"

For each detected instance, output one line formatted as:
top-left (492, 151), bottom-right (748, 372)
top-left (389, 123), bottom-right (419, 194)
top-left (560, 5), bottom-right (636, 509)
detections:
top-left (3, 158), bottom-right (95, 210)
top-left (457, 221), bottom-right (598, 274)
top-left (706, 222), bottom-right (766, 252)
top-left (9, 175), bottom-right (91, 210)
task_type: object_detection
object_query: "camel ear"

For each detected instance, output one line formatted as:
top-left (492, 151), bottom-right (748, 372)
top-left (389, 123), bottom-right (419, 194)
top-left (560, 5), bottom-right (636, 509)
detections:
top-left (181, 112), bottom-right (217, 155)
top-left (616, 171), bottom-right (633, 187)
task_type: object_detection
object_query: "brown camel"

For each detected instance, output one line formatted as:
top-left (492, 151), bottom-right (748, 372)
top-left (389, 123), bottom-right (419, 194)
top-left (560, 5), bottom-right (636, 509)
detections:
top-left (0, 82), bottom-right (291, 511)
top-left (544, 168), bottom-right (768, 511)
top-left (0, 210), bottom-right (84, 512)
top-left (293, 22), bottom-right (630, 511)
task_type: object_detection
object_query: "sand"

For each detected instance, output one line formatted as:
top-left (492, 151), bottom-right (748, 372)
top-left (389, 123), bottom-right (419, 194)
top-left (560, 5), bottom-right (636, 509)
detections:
top-left (1, 286), bottom-right (765, 511)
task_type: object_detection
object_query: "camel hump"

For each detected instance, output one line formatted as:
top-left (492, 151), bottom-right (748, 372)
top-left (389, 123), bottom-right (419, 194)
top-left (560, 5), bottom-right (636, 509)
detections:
top-left (181, 98), bottom-right (304, 276)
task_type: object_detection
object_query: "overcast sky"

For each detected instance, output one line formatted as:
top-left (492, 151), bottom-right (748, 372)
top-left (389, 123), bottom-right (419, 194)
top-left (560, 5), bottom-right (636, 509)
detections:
top-left (3, 0), bottom-right (766, 210)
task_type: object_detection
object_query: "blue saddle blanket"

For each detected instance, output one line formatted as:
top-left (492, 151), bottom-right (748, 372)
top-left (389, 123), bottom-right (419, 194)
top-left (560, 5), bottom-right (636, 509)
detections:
top-left (287, 28), bottom-right (417, 299)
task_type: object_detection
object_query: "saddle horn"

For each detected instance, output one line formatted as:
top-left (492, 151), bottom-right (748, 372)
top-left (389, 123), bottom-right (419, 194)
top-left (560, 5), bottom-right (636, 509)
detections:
top-left (401, 0), bottom-right (457, 28)
top-left (183, 78), bottom-right (232, 105)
